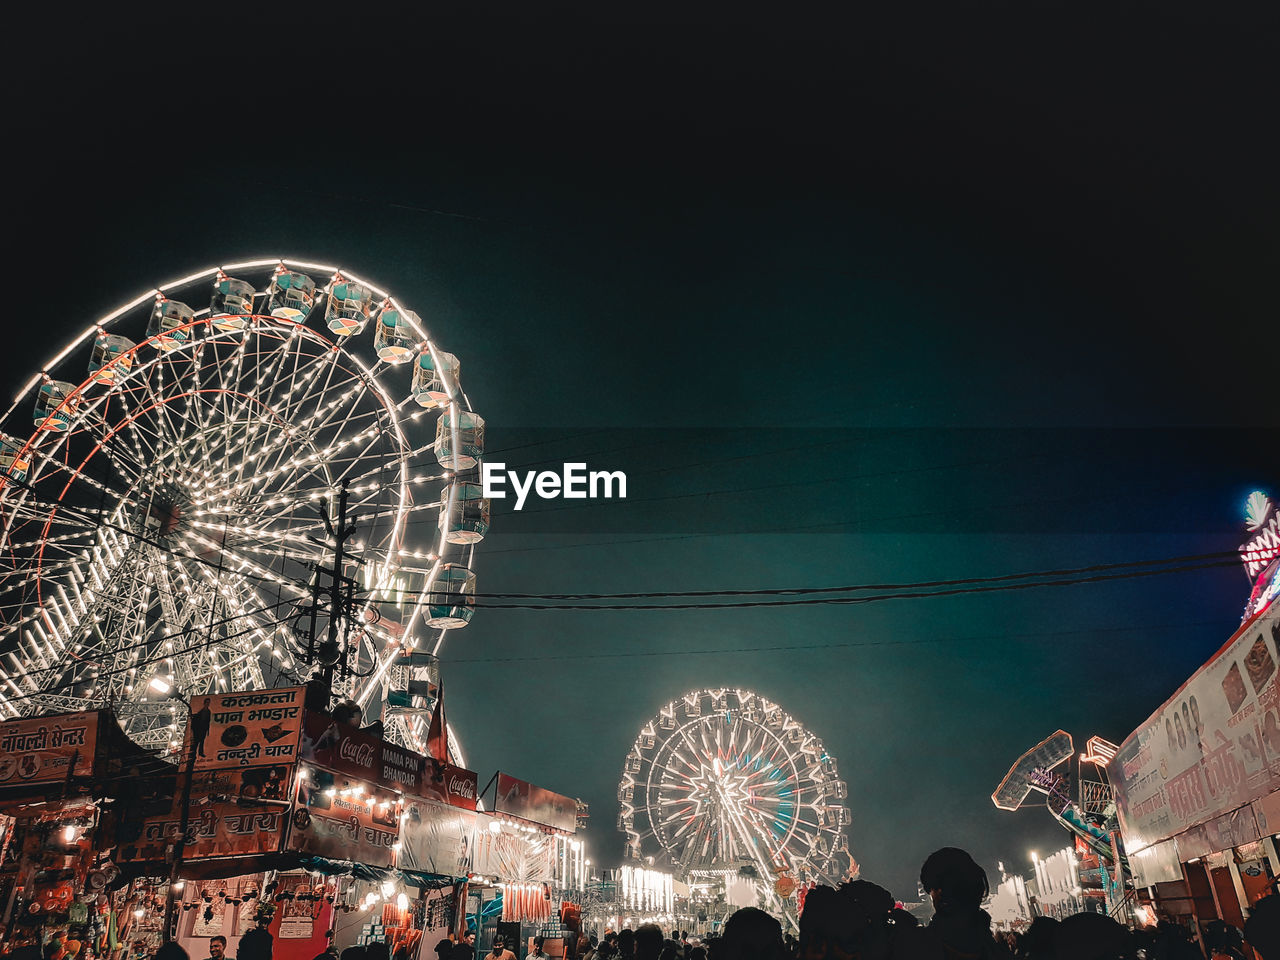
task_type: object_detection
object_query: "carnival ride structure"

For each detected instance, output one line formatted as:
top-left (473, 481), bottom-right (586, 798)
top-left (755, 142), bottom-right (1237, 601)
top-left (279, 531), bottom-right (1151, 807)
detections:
top-left (619, 688), bottom-right (853, 923)
top-left (0, 259), bottom-right (487, 758)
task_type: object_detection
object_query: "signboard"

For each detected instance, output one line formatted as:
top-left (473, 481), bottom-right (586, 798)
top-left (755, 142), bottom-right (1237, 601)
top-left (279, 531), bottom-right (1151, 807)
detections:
top-left (0, 711), bottom-right (98, 784)
top-left (420, 760), bottom-right (479, 811)
top-left (1110, 603), bottom-right (1280, 854)
top-left (117, 767), bottom-right (289, 862)
top-left (299, 710), bottom-right (427, 795)
top-left (494, 773), bottom-right (576, 833)
top-left (400, 796), bottom-right (476, 878)
top-left (1240, 491), bottom-right (1280, 621)
top-left (288, 770), bottom-right (400, 867)
top-left (189, 688), bottom-right (305, 771)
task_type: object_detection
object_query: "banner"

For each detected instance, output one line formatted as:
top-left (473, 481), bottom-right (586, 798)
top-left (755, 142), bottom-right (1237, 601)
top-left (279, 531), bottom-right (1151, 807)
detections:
top-left (300, 711), bottom-right (478, 808)
top-left (400, 797), bottom-right (476, 878)
top-left (1110, 603), bottom-right (1280, 854)
top-left (189, 688), bottom-right (305, 771)
top-left (288, 769), bottom-right (400, 867)
top-left (299, 711), bottom-right (424, 793)
top-left (420, 760), bottom-right (479, 811)
top-left (118, 767), bottom-right (289, 862)
top-left (0, 711), bottom-right (98, 784)
top-left (494, 773), bottom-right (576, 833)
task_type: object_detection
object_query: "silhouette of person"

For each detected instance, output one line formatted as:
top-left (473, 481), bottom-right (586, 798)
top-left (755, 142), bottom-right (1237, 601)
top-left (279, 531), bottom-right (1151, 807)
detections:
top-left (191, 698), bottom-right (213, 758)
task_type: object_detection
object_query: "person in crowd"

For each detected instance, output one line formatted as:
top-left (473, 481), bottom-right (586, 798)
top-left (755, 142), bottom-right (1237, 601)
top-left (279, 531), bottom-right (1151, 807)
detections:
top-left (1246, 894), bottom-right (1280, 959)
top-left (1015, 917), bottom-right (1057, 959)
top-left (487, 937), bottom-right (515, 960)
top-left (366, 943), bottom-right (390, 960)
top-left (634, 927), bottom-right (663, 960)
top-left (238, 924), bottom-right (274, 960)
top-left (451, 933), bottom-right (477, 960)
top-left (201, 936), bottom-right (229, 960)
top-left (596, 942), bottom-right (617, 960)
top-left (1152, 920), bottom-right (1208, 960)
top-left (154, 944), bottom-right (189, 960)
top-left (1047, 913), bottom-right (1129, 960)
top-left (720, 908), bottom-right (783, 960)
top-left (617, 930), bottom-right (636, 960)
top-left (919, 847), bottom-right (1010, 959)
top-left (341, 947), bottom-right (368, 960)
top-left (1204, 919), bottom-right (1246, 960)
top-left (527, 938), bottom-right (551, 960)
top-left (577, 935), bottom-right (596, 960)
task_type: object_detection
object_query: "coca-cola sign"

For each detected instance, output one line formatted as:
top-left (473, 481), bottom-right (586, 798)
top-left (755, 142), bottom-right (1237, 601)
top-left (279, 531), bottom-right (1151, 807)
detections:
top-left (419, 760), bottom-right (478, 811)
top-left (338, 737), bottom-right (377, 769)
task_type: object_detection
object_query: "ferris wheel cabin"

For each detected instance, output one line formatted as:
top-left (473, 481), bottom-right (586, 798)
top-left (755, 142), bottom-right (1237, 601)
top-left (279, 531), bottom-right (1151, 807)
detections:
top-left (34, 380), bottom-right (79, 432)
top-left (434, 410), bottom-right (485, 471)
top-left (424, 563), bottom-right (476, 628)
top-left (267, 270), bottom-right (316, 321)
top-left (438, 481), bottom-right (491, 544)
top-left (374, 306), bottom-right (420, 363)
top-left (147, 298), bottom-right (195, 351)
top-left (210, 276), bottom-right (256, 331)
top-left (413, 350), bottom-right (460, 408)
top-left (88, 333), bottom-right (137, 384)
top-left (326, 280), bottom-right (373, 336)
top-left (0, 440), bottom-right (29, 487)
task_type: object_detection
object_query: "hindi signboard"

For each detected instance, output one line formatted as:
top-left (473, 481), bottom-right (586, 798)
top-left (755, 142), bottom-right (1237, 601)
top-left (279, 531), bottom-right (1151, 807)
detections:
top-left (117, 767), bottom-right (289, 862)
top-left (494, 773), bottom-right (576, 833)
top-left (288, 770), bottom-right (400, 867)
top-left (0, 711), bottom-right (98, 785)
top-left (1110, 602), bottom-right (1280, 854)
top-left (189, 687), bottom-right (305, 771)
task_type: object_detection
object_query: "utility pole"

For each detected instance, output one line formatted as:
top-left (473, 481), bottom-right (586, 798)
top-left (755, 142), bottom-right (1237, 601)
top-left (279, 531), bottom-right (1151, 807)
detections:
top-left (304, 481), bottom-right (359, 691)
top-left (323, 480), bottom-right (350, 689)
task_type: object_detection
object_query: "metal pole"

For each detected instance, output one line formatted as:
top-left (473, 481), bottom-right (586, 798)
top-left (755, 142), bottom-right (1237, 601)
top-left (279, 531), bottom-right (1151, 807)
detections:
top-left (322, 481), bottom-right (349, 689)
top-left (162, 699), bottom-right (197, 942)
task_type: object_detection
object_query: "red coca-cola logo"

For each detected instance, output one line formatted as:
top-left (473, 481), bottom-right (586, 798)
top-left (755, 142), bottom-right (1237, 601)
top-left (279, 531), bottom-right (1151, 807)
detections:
top-left (338, 738), bottom-right (376, 768)
top-left (448, 775), bottom-right (476, 800)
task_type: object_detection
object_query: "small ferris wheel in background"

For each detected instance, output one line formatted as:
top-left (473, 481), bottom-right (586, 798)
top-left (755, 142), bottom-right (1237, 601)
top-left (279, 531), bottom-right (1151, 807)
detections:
top-left (0, 258), bottom-right (487, 756)
top-left (619, 688), bottom-right (854, 914)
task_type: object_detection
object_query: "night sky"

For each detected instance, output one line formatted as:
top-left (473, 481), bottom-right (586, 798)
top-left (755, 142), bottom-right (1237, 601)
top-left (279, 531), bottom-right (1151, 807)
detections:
top-left (9, 6), bottom-right (1278, 902)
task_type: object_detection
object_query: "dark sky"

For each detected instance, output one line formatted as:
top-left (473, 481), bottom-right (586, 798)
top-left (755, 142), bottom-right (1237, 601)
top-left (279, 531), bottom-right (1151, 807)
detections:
top-left (8, 5), bottom-right (1279, 901)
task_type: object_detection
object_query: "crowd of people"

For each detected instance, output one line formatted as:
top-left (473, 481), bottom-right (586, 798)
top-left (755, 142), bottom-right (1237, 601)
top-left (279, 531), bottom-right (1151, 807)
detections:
top-left (560, 848), bottom-right (1280, 960)
top-left (16, 846), bottom-right (1280, 960)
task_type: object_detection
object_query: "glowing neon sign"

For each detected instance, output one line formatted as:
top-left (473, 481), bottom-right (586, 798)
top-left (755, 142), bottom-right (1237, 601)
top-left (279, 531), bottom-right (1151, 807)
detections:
top-left (1241, 491), bottom-right (1280, 620)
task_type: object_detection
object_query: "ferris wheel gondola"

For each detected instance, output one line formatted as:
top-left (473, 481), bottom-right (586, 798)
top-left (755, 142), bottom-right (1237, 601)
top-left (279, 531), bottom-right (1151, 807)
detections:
top-left (0, 258), bottom-right (485, 757)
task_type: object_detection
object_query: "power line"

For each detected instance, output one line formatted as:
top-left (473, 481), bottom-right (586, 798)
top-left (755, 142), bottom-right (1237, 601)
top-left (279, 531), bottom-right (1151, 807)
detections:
top-left (439, 548), bottom-right (1262, 601)
top-left (439, 618), bottom-right (1233, 665)
top-left (451, 555), bottom-right (1251, 610)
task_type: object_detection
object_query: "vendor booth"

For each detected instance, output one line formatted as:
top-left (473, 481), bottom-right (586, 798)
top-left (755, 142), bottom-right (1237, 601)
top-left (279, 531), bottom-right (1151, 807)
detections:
top-left (0, 691), bottom-right (485, 960)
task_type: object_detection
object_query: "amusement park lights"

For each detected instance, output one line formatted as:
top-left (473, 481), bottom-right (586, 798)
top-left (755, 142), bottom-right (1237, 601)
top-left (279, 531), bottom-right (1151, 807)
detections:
top-left (0, 259), bottom-right (487, 753)
top-left (620, 688), bottom-right (853, 916)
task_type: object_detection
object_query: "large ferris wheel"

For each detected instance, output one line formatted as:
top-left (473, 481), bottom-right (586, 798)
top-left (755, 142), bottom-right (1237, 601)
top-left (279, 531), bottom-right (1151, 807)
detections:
top-left (619, 689), bottom-right (854, 905)
top-left (0, 258), bottom-right (487, 754)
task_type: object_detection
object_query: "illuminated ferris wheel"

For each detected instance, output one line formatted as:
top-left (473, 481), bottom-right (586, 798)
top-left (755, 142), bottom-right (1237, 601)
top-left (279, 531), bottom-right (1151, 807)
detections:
top-left (619, 689), bottom-right (853, 892)
top-left (0, 259), bottom-right (487, 753)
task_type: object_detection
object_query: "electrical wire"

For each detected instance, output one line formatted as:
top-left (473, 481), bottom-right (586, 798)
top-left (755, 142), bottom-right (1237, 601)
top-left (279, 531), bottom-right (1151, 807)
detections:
top-left (0, 602), bottom-right (301, 707)
top-left (439, 618), bottom-right (1239, 665)
top-left (453, 556), bottom-right (1250, 610)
